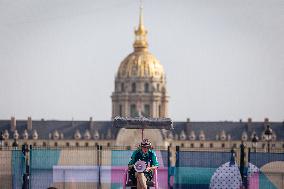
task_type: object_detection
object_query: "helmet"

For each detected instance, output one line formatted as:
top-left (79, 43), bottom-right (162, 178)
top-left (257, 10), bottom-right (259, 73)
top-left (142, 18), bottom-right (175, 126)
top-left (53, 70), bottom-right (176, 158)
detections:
top-left (141, 138), bottom-right (152, 148)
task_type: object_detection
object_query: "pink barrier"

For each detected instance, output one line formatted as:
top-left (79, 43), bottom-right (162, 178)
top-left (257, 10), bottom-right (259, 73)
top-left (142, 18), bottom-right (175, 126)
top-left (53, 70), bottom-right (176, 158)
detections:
top-left (248, 173), bottom-right (259, 189)
top-left (112, 166), bottom-right (168, 189)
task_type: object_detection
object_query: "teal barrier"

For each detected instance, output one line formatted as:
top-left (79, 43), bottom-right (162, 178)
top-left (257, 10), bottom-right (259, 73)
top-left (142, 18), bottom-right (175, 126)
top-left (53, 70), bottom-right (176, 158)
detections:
top-left (12, 149), bottom-right (24, 189)
top-left (30, 148), bottom-right (60, 189)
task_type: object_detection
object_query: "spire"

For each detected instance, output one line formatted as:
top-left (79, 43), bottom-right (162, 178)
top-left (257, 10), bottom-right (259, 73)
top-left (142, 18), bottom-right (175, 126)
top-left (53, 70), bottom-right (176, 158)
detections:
top-left (138, 4), bottom-right (144, 31)
top-left (133, 1), bottom-right (148, 51)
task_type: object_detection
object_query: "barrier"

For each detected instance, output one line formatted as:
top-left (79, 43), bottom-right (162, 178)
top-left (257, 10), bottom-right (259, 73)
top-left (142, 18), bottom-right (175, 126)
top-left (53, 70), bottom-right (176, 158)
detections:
top-left (0, 146), bottom-right (283, 189)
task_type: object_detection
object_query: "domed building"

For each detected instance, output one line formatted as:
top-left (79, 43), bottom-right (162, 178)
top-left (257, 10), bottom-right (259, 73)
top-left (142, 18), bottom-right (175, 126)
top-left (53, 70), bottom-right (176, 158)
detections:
top-left (111, 7), bottom-right (168, 118)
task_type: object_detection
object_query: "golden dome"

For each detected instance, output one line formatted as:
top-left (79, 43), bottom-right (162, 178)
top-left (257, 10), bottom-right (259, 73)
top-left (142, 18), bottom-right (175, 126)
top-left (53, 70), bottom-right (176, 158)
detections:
top-left (117, 6), bottom-right (165, 79)
top-left (117, 51), bottom-right (164, 79)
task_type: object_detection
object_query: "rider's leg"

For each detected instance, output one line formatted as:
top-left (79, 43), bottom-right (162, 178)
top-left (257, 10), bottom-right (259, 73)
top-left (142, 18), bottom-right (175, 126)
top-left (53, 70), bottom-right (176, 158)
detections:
top-left (135, 172), bottom-right (147, 189)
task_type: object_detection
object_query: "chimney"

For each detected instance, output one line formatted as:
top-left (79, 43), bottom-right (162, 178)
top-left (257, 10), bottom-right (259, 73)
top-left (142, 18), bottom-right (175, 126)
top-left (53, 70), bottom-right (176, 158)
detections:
top-left (186, 118), bottom-right (190, 123)
top-left (27, 117), bottom-right (32, 130)
top-left (90, 117), bottom-right (95, 130)
top-left (248, 118), bottom-right (252, 123)
top-left (186, 118), bottom-right (191, 136)
top-left (246, 118), bottom-right (252, 133)
top-left (10, 117), bottom-right (16, 131)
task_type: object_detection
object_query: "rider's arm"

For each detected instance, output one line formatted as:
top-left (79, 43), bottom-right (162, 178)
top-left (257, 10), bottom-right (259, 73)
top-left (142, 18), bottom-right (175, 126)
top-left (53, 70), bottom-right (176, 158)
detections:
top-left (146, 150), bottom-right (159, 171)
top-left (128, 150), bottom-right (138, 168)
top-left (147, 166), bottom-right (158, 171)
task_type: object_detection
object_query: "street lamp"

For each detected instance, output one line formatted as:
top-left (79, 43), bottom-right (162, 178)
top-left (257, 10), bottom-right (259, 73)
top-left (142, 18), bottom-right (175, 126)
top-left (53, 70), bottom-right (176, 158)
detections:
top-left (251, 134), bottom-right (258, 152)
top-left (0, 131), bottom-right (3, 149)
top-left (264, 125), bottom-right (273, 153)
top-left (12, 138), bottom-right (18, 148)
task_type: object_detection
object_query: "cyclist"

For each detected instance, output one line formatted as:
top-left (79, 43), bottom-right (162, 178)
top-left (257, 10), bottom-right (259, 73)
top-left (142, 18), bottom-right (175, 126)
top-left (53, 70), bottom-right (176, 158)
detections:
top-left (128, 139), bottom-right (159, 189)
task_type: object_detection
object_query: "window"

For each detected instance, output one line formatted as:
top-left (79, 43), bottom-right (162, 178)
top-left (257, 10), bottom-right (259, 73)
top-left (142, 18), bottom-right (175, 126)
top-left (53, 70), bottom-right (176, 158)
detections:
top-left (107, 142), bottom-right (110, 147)
top-left (144, 104), bottom-right (150, 117)
top-left (33, 143), bottom-right (37, 147)
top-left (233, 143), bottom-right (237, 148)
top-left (210, 143), bottom-right (213, 148)
top-left (131, 83), bottom-right (136, 93)
top-left (85, 142), bottom-right (89, 147)
top-left (144, 83), bottom-right (149, 93)
top-left (76, 142), bottom-right (79, 147)
top-left (181, 143), bottom-right (184, 147)
top-left (43, 142), bottom-right (47, 147)
top-left (158, 105), bottom-right (161, 117)
top-left (130, 104), bottom-right (137, 117)
top-left (221, 143), bottom-right (225, 148)
top-left (262, 143), bottom-right (266, 148)
top-left (190, 143), bottom-right (194, 148)
top-left (121, 83), bottom-right (125, 92)
top-left (54, 142), bottom-right (58, 147)
top-left (119, 105), bottom-right (123, 116)
top-left (200, 143), bottom-right (204, 148)
top-left (66, 142), bottom-right (70, 147)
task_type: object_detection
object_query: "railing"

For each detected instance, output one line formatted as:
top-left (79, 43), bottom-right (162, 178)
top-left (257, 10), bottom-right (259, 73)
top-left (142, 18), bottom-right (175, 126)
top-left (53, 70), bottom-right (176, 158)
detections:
top-left (0, 145), bottom-right (284, 189)
top-left (174, 146), bottom-right (232, 189)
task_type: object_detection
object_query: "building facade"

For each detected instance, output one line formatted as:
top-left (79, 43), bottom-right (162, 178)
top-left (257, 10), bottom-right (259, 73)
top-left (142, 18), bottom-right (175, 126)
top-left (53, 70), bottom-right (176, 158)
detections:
top-left (0, 117), bottom-right (283, 151)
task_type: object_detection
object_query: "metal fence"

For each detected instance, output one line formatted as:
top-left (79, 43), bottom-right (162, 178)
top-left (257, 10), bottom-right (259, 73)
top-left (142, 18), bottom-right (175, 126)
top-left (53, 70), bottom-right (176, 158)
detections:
top-left (0, 145), bottom-right (168, 189)
top-left (0, 145), bottom-right (284, 189)
top-left (0, 147), bottom-right (24, 189)
top-left (174, 147), bottom-right (232, 189)
top-left (173, 146), bottom-right (284, 189)
top-left (248, 150), bottom-right (284, 189)
top-left (31, 146), bottom-right (99, 189)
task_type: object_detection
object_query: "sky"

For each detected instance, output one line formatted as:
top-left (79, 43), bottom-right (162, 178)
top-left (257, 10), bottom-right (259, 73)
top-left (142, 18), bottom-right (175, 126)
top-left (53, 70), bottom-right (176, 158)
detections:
top-left (0, 0), bottom-right (283, 122)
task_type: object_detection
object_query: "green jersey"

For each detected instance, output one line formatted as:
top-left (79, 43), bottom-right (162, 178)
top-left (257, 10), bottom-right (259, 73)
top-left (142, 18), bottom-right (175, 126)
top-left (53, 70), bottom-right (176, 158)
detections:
top-left (128, 148), bottom-right (159, 167)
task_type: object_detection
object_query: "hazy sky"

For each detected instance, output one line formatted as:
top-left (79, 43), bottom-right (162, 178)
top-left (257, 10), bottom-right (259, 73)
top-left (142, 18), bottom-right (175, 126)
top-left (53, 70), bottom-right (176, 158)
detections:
top-left (0, 0), bottom-right (283, 121)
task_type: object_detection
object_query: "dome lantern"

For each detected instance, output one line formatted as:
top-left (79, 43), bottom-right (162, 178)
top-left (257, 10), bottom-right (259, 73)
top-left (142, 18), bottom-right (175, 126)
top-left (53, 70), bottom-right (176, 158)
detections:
top-left (133, 5), bottom-right (148, 51)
